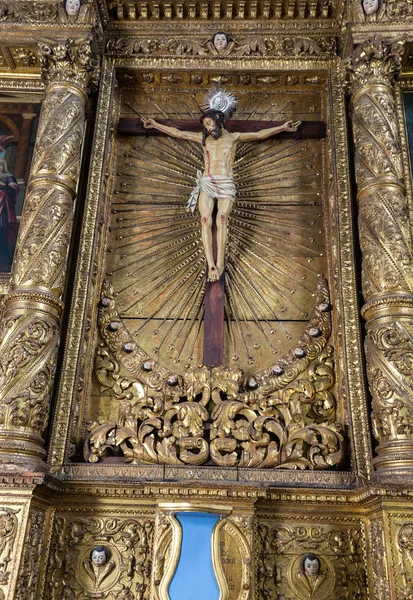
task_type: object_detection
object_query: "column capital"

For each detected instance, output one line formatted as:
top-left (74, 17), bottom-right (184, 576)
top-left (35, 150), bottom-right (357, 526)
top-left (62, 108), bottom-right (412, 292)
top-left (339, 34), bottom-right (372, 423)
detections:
top-left (39, 36), bottom-right (100, 95)
top-left (344, 37), bottom-right (404, 95)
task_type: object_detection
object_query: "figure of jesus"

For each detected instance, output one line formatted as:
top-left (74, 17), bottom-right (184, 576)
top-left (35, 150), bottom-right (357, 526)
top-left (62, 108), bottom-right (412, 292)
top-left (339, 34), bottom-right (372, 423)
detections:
top-left (142, 110), bottom-right (300, 282)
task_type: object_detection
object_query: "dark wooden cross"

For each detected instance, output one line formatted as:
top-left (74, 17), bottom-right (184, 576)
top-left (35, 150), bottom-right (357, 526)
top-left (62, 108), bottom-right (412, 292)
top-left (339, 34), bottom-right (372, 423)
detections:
top-left (118, 117), bottom-right (326, 367)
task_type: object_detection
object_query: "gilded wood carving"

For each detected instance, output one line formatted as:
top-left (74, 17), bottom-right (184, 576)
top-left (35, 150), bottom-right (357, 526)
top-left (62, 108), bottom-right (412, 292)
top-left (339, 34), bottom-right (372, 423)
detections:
top-left (345, 38), bottom-right (413, 480)
top-left (0, 37), bottom-right (99, 468)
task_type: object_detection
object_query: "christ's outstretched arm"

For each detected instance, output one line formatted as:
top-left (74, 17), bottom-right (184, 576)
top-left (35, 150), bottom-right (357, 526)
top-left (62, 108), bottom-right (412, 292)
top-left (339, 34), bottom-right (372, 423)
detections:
top-left (237, 120), bottom-right (301, 142)
top-left (142, 117), bottom-right (202, 143)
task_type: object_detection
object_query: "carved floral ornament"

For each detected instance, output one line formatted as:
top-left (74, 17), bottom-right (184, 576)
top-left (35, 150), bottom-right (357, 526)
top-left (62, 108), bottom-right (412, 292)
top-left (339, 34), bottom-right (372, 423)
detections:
top-left (106, 35), bottom-right (337, 58)
top-left (84, 277), bottom-right (344, 469)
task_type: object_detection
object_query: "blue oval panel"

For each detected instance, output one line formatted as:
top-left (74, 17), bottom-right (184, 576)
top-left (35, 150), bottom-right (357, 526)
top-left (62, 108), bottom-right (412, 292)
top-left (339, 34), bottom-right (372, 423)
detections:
top-left (169, 512), bottom-right (220, 600)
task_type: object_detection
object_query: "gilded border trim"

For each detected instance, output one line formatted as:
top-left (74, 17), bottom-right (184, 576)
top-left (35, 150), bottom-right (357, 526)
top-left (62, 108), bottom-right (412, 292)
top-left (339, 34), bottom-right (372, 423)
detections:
top-left (212, 519), bottom-right (230, 600)
top-left (328, 62), bottom-right (372, 478)
top-left (158, 515), bottom-right (182, 600)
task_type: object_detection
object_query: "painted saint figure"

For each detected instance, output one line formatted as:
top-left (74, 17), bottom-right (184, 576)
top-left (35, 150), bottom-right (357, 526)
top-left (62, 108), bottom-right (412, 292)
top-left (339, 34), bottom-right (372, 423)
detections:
top-left (142, 94), bottom-right (300, 282)
top-left (0, 158), bottom-right (19, 271)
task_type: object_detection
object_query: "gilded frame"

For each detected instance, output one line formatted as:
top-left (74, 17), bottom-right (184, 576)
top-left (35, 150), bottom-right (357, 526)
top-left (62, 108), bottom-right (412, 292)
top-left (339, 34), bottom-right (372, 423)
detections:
top-left (48, 53), bottom-right (372, 484)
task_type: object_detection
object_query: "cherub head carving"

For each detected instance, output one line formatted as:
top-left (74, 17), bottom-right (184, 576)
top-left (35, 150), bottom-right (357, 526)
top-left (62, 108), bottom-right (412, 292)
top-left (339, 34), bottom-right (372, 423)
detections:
top-left (65, 0), bottom-right (81, 15)
top-left (90, 545), bottom-right (110, 567)
top-left (302, 553), bottom-right (321, 577)
top-left (212, 31), bottom-right (230, 53)
top-left (362, 0), bottom-right (380, 15)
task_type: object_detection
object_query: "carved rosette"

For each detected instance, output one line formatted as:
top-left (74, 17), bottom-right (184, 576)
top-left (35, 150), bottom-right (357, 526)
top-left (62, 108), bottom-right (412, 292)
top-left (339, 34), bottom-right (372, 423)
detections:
top-left (0, 37), bottom-right (100, 469)
top-left (345, 38), bottom-right (413, 480)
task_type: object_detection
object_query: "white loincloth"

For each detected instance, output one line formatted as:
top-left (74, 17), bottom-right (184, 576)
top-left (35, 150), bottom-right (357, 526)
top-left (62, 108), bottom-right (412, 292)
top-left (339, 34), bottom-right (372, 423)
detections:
top-left (186, 170), bottom-right (236, 213)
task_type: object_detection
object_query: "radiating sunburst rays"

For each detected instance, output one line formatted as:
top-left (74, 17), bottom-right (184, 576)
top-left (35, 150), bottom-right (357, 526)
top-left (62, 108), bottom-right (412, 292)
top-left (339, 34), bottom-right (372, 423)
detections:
top-left (107, 90), bottom-right (326, 372)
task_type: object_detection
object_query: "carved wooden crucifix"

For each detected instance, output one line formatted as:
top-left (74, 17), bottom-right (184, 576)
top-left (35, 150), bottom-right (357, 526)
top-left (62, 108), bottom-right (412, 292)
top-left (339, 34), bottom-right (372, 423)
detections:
top-left (118, 116), bottom-right (325, 367)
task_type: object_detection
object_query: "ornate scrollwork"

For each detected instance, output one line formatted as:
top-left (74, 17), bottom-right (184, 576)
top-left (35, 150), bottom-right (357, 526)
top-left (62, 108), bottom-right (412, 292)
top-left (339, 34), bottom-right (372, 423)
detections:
top-left (45, 514), bottom-right (153, 600)
top-left (397, 522), bottom-right (413, 594)
top-left (350, 0), bottom-right (413, 22)
top-left (368, 518), bottom-right (391, 599)
top-left (257, 521), bottom-right (366, 599)
top-left (0, 1), bottom-right (59, 23)
top-left (0, 0), bottom-right (95, 23)
top-left (106, 35), bottom-right (336, 58)
top-left (84, 277), bottom-right (343, 469)
top-left (0, 309), bottom-right (59, 433)
top-left (365, 318), bottom-right (413, 441)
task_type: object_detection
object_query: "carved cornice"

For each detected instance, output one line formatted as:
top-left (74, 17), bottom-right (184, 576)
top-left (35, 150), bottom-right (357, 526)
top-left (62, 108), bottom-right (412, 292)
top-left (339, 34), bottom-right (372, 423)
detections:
top-left (39, 36), bottom-right (100, 93)
top-left (106, 0), bottom-right (336, 21)
top-left (344, 36), bottom-right (404, 93)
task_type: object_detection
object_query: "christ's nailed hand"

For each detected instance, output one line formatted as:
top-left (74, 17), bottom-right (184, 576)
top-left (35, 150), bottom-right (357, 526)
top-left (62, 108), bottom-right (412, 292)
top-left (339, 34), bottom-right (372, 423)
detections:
top-left (284, 120), bottom-right (302, 132)
top-left (141, 117), bottom-right (156, 129)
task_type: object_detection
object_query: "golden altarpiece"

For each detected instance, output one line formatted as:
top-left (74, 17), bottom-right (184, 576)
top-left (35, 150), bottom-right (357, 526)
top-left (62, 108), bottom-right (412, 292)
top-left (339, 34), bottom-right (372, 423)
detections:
top-left (2, 0), bottom-right (413, 598)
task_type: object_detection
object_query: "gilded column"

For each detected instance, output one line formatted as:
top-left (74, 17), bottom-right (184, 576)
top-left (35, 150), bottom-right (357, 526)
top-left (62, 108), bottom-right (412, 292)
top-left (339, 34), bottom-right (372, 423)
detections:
top-left (0, 37), bottom-right (99, 470)
top-left (345, 38), bottom-right (413, 481)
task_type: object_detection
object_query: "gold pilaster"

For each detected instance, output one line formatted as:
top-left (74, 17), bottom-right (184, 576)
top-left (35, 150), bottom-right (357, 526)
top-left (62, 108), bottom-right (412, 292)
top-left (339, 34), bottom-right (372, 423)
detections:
top-left (0, 37), bottom-right (100, 471)
top-left (345, 38), bottom-right (413, 482)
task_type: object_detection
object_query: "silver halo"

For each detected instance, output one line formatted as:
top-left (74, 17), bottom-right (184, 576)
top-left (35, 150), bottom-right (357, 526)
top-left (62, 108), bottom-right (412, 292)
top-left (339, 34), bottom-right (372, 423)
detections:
top-left (205, 88), bottom-right (237, 117)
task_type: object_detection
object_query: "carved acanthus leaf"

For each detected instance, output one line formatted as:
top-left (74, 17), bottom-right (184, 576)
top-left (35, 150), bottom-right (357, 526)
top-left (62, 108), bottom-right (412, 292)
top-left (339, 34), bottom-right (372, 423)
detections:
top-left (39, 37), bottom-right (100, 92)
top-left (106, 35), bottom-right (337, 58)
top-left (84, 278), bottom-right (344, 469)
top-left (344, 37), bottom-right (404, 92)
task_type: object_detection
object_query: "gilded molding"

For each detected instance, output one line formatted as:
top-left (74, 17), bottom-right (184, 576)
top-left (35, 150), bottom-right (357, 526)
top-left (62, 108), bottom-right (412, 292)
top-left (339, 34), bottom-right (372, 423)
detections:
top-left (0, 506), bottom-right (20, 599)
top-left (0, 498), bottom-right (31, 600)
top-left (152, 505), bottom-right (252, 600)
top-left (155, 514), bottom-right (182, 600)
top-left (366, 517), bottom-right (391, 599)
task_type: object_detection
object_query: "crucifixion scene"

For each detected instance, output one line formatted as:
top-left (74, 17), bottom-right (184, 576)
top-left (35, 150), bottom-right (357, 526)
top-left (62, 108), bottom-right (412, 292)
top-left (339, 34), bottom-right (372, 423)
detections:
top-left (142, 90), bottom-right (301, 283)
top-left (109, 78), bottom-right (326, 373)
